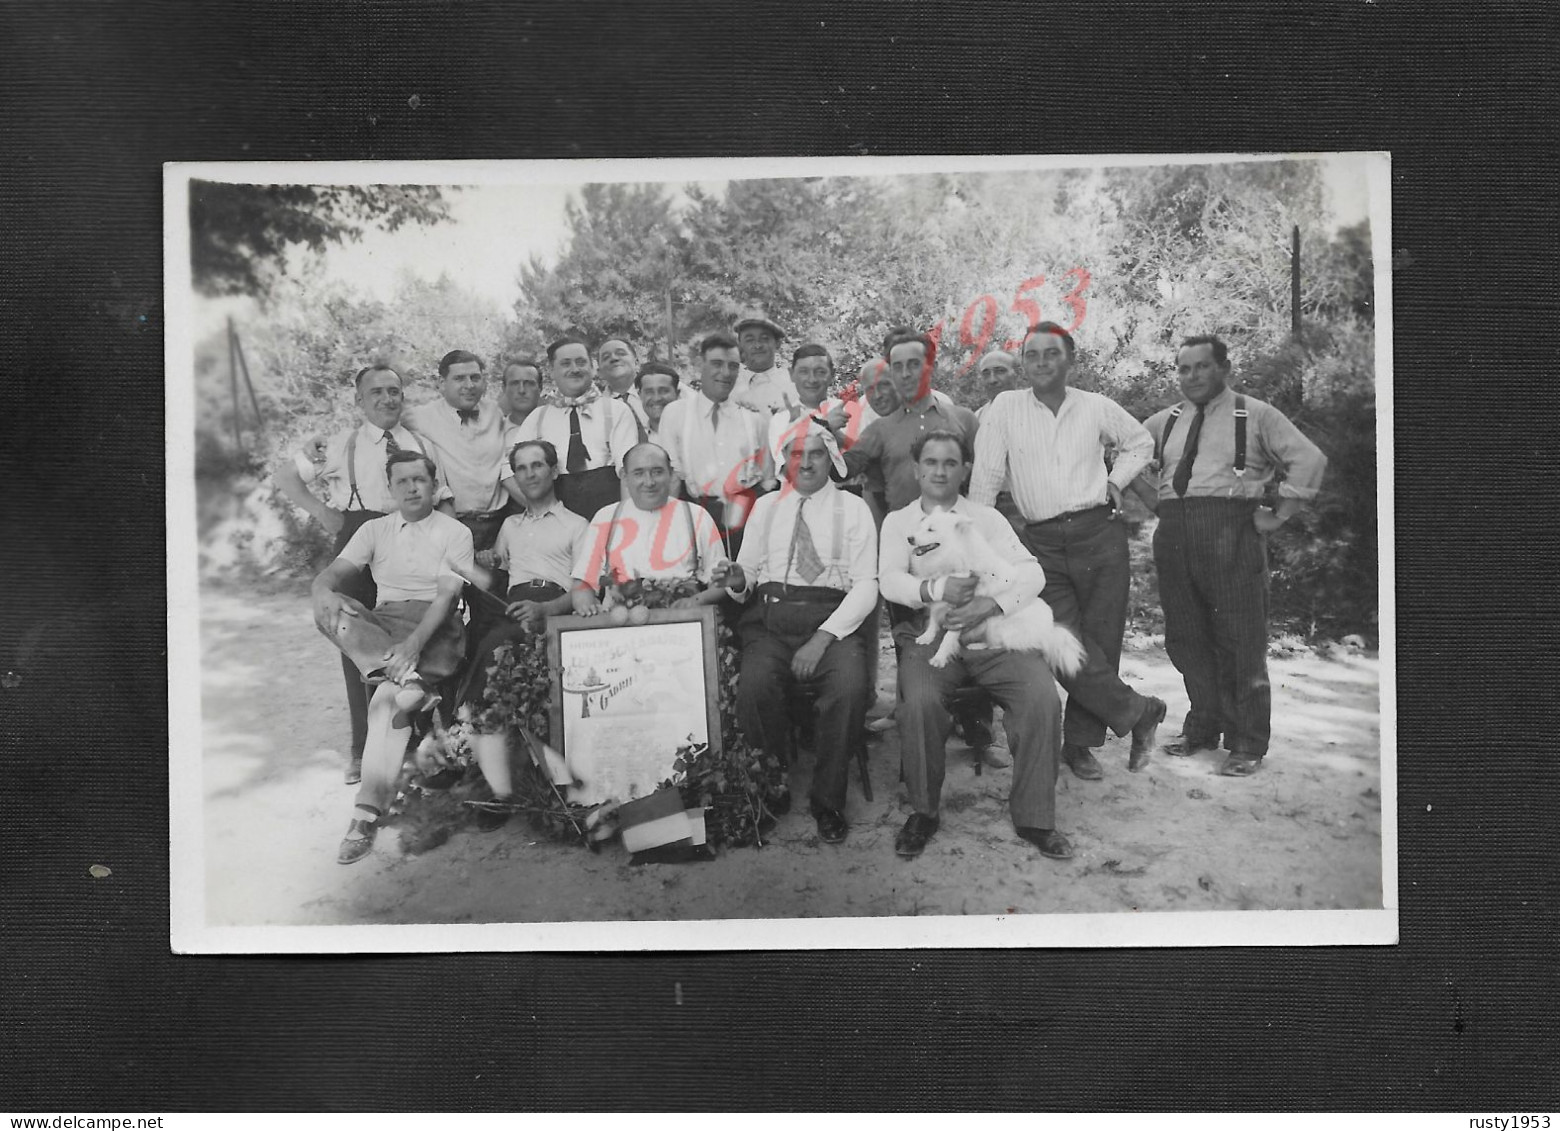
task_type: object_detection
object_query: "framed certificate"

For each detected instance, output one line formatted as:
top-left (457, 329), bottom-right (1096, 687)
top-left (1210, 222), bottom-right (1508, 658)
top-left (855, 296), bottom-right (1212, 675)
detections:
top-left (546, 605), bottom-right (722, 806)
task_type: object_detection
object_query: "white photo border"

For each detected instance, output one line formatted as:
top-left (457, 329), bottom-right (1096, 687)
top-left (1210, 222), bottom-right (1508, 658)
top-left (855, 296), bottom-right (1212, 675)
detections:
top-left (166, 151), bottom-right (1395, 953)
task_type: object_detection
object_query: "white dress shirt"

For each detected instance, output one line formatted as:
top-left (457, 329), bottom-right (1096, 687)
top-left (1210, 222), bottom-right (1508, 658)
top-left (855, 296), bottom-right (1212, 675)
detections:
top-left (405, 398), bottom-right (511, 515)
top-left (657, 394), bottom-right (771, 499)
top-left (727, 483), bottom-right (879, 639)
top-left (292, 420), bottom-right (450, 513)
top-left (513, 396), bottom-right (639, 477)
top-left (574, 499), bottom-right (726, 586)
top-left (339, 510), bottom-right (475, 604)
top-left (732, 365), bottom-right (794, 414)
top-left (969, 387), bottom-right (1153, 521)
top-left (878, 497), bottom-right (1045, 616)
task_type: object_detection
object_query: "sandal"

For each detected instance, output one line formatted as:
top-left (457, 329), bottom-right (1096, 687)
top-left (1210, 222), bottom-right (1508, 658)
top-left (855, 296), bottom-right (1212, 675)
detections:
top-left (337, 816), bottom-right (378, 865)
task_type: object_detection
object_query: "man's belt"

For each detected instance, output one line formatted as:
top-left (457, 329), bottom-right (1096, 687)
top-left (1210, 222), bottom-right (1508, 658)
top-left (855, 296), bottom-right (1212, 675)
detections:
top-left (755, 581), bottom-right (846, 606)
top-left (1027, 502), bottom-right (1112, 527)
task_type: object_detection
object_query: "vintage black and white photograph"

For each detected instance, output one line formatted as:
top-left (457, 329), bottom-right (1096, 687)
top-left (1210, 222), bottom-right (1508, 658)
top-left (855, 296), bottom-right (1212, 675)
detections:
top-left (166, 152), bottom-right (1393, 951)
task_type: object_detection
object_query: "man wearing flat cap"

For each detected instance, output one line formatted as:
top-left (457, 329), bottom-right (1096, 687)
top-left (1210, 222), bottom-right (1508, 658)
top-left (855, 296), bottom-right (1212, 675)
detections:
top-left (731, 313), bottom-right (794, 415)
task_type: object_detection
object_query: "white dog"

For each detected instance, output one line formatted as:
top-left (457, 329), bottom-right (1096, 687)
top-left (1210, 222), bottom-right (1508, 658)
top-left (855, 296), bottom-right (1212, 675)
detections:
top-left (906, 508), bottom-right (1088, 674)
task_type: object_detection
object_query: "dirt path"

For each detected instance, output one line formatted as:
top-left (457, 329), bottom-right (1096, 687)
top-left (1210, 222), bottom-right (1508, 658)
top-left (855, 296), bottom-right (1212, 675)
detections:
top-left (197, 580), bottom-right (1382, 926)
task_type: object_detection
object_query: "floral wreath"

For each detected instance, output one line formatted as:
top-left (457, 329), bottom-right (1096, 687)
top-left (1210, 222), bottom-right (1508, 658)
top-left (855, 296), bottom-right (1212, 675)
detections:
top-left (390, 576), bottom-right (788, 853)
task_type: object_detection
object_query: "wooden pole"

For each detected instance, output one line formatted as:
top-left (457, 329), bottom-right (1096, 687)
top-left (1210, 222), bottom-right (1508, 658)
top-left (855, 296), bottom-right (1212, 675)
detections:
top-left (1291, 224), bottom-right (1302, 340)
top-left (233, 325), bottom-right (264, 437)
top-left (664, 284), bottom-right (675, 360)
top-left (227, 316), bottom-right (243, 453)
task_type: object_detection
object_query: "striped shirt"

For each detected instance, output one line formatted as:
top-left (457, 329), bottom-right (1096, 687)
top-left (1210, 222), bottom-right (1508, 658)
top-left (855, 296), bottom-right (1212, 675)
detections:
top-left (969, 387), bottom-right (1153, 522)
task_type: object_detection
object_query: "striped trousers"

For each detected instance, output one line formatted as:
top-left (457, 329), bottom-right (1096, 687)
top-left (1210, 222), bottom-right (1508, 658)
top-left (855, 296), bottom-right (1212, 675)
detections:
top-left (1152, 498), bottom-right (1271, 757)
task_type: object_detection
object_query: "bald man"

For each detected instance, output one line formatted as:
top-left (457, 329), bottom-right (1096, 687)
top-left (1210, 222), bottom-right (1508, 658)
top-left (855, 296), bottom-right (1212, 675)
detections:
top-left (974, 350), bottom-right (1018, 421)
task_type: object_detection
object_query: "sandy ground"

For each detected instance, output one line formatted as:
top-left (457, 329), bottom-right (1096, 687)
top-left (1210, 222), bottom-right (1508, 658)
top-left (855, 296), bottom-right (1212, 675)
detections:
top-left (197, 579), bottom-right (1382, 926)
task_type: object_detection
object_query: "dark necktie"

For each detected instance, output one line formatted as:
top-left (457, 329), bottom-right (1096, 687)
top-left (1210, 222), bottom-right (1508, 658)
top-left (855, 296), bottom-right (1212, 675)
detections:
top-left (1171, 404), bottom-right (1206, 497)
top-left (457, 408), bottom-right (478, 425)
top-left (382, 430), bottom-right (401, 451)
top-left (566, 407), bottom-right (588, 474)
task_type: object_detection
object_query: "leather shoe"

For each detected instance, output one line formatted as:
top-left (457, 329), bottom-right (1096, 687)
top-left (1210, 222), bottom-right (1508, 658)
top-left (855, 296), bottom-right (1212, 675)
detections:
top-left (1161, 736), bottom-right (1219, 758)
top-left (978, 745), bottom-right (1012, 770)
top-left (337, 817), bottom-right (378, 865)
top-left (1218, 753), bottom-right (1263, 777)
top-left (894, 813), bottom-right (939, 858)
top-left (1062, 743), bottom-right (1104, 780)
top-left (1128, 696), bottom-right (1167, 772)
top-left (811, 804), bottom-right (848, 844)
top-left (476, 802), bottom-right (512, 833)
top-left (1016, 826), bottom-right (1074, 860)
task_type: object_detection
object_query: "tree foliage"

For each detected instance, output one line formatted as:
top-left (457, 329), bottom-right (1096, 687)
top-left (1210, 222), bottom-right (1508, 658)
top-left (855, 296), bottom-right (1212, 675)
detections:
top-left (189, 182), bottom-right (453, 297)
top-left (200, 162), bottom-right (1379, 637)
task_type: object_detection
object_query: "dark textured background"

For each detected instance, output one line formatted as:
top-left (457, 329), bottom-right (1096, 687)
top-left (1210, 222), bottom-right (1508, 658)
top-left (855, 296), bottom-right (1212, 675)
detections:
top-left (2, 0), bottom-right (1556, 1112)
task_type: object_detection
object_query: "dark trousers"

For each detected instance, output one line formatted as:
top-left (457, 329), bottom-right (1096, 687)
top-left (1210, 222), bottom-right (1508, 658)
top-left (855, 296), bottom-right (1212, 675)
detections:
top-left (686, 490), bottom-right (762, 559)
top-left (457, 580), bottom-right (565, 708)
top-left (736, 589), bottom-right (870, 813)
top-left (1153, 498), bottom-right (1271, 757)
top-left (457, 510), bottom-right (507, 653)
top-left (894, 626), bottom-right (1062, 829)
top-left (1020, 506), bottom-right (1147, 748)
top-left (333, 509), bottom-right (385, 758)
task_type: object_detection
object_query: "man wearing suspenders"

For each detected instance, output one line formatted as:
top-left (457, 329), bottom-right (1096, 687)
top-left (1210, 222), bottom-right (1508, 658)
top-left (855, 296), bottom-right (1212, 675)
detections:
top-left (275, 364), bottom-right (450, 784)
top-left (1137, 335), bottom-right (1328, 777)
top-left (716, 423), bottom-right (879, 844)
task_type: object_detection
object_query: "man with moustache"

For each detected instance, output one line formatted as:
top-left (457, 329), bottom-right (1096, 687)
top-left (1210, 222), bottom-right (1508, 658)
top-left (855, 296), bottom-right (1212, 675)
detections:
top-left (1136, 335), bottom-right (1327, 777)
top-left (514, 334), bottom-right (639, 521)
top-left (596, 336), bottom-right (649, 441)
top-left (657, 331), bottom-right (772, 555)
top-left (971, 321), bottom-right (1167, 781)
top-left (276, 363), bottom-right (453, 784)
top-left (716, 424), bottom-right (878, 844)
top-left (730, 312), bottom-right (793, 415)
top-left (634, 361), bottom-right (682, 444)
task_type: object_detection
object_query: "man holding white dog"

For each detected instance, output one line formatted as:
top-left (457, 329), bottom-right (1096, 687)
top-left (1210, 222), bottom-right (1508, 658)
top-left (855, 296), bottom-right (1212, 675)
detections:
top-left (880, 430), bottom-right (1073, 861)
top-left (970, 321), bottom-right (1167, 781)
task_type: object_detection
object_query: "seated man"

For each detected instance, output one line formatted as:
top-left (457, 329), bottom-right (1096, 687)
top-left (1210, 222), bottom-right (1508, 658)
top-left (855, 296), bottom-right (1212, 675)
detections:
top-left (274, 362), bottom-right (453, 784)
top-left (879, 430), bottom-right (1072, 861)
top-left (716, 423), bottom-right (878, 843)
top-left (457, 438), bottom-right (593, 831)
top-left (571, 442), bottom-right (729, 612)
top-left (312, 450), bottom-right (475, 865)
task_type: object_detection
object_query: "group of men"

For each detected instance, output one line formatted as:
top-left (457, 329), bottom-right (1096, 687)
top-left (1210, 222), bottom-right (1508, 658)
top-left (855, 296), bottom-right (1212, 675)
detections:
top-left (287, 312), bottom-right (1327, 866)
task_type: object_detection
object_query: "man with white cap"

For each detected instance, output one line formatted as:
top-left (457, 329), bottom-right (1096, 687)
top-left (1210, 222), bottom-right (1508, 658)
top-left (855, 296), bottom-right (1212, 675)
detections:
top-left (731, 312), bottom-right (794, 415)
top-left (715, 421), bottom-right (878, 844)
